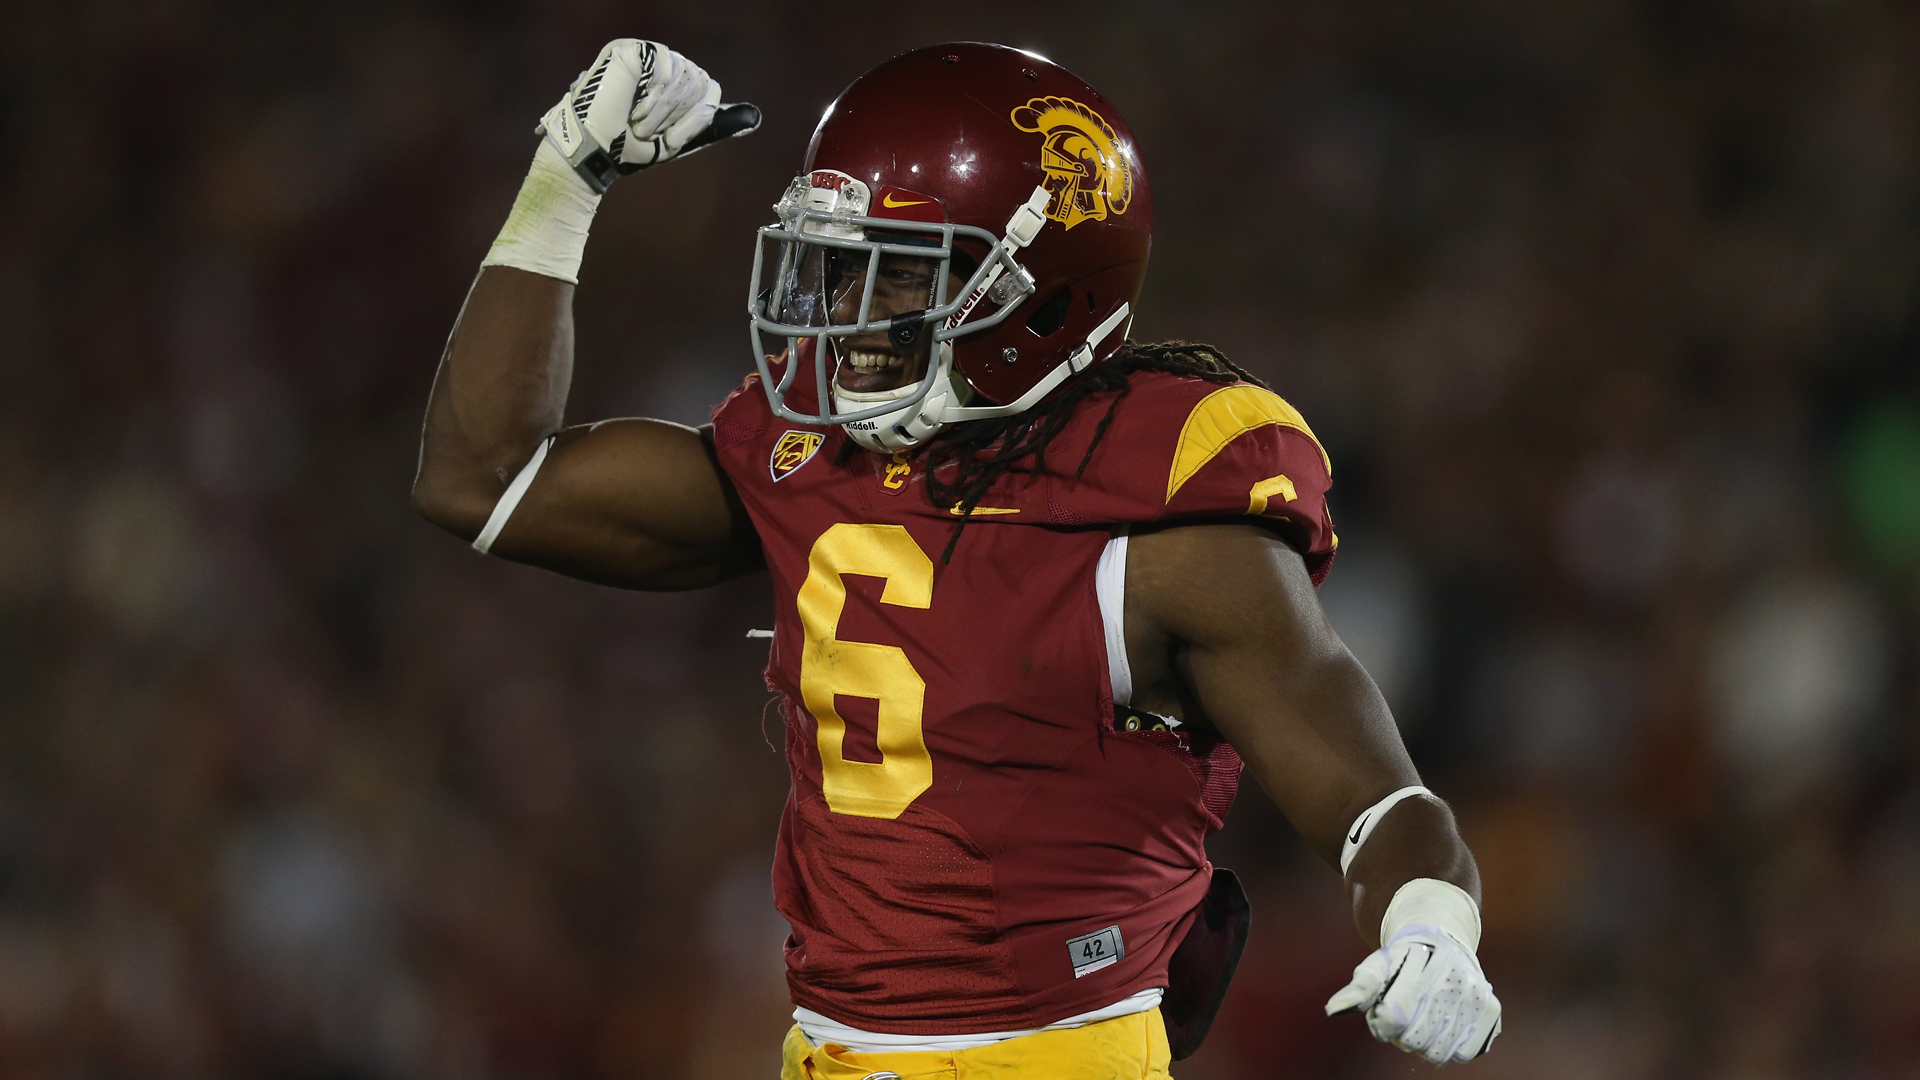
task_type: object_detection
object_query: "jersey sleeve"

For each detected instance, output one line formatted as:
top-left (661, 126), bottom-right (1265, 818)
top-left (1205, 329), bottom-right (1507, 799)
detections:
top-left (1162, 383), bottom-right (1336, 581)
top-left (1066, 377), bottom-right (1338, 585)
top-left (708, 367), bottom-right (790, 494)
top-left (710, 370), bottom-right (770, 441)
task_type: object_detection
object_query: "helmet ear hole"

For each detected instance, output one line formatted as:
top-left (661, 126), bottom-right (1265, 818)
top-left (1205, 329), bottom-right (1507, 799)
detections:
top-left (1025, 289), bottom-right (1073, 337)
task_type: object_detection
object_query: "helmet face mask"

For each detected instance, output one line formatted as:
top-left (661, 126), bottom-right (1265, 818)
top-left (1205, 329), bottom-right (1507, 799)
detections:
top-left (749, 170), bottom-right (1037, 435)
top-left (746, 43), bottom-right (1153, 451)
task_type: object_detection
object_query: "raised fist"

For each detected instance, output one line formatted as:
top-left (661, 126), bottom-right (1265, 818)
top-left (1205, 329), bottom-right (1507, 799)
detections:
top-left (538, 39), bottom-right (761, 193)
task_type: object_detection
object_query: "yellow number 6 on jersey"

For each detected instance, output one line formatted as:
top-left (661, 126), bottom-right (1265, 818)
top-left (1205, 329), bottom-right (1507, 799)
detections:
top-left (797, 523), bottom-right (934, 819)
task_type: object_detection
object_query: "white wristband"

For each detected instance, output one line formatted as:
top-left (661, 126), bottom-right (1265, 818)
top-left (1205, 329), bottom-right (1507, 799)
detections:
top-left (481, 140), bottom-right (602, 284)
top-left (1380, 877), bottom-right (1482, 954)
top-left (473, 436), bottom-right (554, 554)
top-left (1339, 785), bottom-right (1434, 875)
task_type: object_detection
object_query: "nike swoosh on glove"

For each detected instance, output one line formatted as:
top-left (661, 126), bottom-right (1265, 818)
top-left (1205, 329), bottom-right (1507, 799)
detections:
top-left (1324, 923), bottom-right (1503, 1063)
top-left (539, 39), bottom-right (761, 193)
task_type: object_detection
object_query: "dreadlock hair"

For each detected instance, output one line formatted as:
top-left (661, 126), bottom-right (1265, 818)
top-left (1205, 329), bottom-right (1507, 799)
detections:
top-left (912, 339), bottom-right (1269, 562)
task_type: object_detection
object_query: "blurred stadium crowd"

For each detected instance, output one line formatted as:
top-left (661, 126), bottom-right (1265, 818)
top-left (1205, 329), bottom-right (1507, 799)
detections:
top-left (3, 0), bottom-right (1918, 1077)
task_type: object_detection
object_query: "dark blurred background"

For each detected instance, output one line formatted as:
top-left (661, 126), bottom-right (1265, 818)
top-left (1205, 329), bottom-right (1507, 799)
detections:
top-left (3, 0), bottom-right (1919, 1077)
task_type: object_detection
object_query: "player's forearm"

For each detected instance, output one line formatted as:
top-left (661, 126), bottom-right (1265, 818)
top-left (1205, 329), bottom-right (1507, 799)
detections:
top-left (1253, 646), bottom-right (1481, 948)
top-left (1174, 567), bottom-right (1481, 948)
top-left (415, 130), bottom-right (603, 538)
top-left (1224, 610), bottom-right (1482, 949)
top-left (1343, 795), bottom-right (1480, 948)
top-left (414, 266), bottom-right (577, 538)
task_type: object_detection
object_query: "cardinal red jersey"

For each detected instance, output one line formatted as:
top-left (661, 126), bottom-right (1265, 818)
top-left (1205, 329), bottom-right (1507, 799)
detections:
top-left (709, 361), bottom-right (1335, 1034)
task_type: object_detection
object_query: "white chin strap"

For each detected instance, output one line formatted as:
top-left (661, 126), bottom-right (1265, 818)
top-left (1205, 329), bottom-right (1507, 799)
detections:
top-left (832, 302), bottom-right (1132, 454)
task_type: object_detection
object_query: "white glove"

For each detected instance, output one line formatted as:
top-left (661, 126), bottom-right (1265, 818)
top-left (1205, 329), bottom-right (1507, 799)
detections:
top-left (538, 39), bottom-right (761, 193)
top-left (1326, 924), bottom-right (1502, 1063)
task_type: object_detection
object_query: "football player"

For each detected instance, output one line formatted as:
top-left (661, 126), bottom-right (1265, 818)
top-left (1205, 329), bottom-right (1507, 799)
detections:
top-left (415, 39), bottom-right (1502, 1076)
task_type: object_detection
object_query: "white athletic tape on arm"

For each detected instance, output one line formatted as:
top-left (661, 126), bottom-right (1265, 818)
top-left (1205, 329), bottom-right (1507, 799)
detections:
top-left (481, 140), bottom-right (602, 284)
top-left (1380, 877), bottom-right (1483, 954)
top-left (472, 436), bottom-right (555, 554)
top-left (1340, 785), bottom-right (1435, 876)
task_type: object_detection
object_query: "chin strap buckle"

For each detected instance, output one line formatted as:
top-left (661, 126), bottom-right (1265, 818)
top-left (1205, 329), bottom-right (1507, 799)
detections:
top-left (1005, 185), bottom-right (1053, 248)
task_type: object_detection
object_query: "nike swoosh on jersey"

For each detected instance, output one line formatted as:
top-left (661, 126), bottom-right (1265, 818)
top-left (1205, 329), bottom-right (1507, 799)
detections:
top-left (948, 505), bottom-right (1021, 515)
top-left (883, 193), bottom-right (933, 208)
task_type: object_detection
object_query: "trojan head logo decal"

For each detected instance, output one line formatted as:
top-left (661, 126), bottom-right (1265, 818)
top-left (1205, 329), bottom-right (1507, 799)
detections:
top-left (769, 430), bottom-right (825, 482)
top-left (1010, 97), bottom-right (1134, 230)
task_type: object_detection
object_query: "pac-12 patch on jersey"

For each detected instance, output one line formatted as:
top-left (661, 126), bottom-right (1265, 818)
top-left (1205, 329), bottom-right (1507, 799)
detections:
top-left (769, 430), bottom-right (826, 481)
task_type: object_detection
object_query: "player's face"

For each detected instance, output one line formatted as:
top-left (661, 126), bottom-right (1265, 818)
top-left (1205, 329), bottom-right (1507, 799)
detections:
top-left (827, 251), bottom-right (960, 394)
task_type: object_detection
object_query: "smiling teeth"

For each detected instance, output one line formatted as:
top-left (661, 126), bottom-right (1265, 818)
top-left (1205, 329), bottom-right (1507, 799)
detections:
top-left (847, 350), bottom-right (904, 372)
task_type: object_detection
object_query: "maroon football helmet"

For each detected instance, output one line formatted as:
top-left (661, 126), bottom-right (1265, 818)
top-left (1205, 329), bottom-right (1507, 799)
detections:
top-left (748, 42), bottom-right (1153, 451)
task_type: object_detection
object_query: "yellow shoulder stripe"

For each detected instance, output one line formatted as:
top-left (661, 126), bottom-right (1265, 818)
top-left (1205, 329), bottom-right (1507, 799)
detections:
top-left (1166, 385), bottom-right (1330, 504)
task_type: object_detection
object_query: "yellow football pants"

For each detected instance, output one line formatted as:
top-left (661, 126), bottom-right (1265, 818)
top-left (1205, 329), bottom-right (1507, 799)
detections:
top-left (779, 1007), bottom-right (1172, 1080)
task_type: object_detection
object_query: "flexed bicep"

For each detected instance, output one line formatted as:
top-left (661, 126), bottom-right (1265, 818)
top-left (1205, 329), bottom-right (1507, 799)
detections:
top-left (412, 38), bottom-right (762, 590)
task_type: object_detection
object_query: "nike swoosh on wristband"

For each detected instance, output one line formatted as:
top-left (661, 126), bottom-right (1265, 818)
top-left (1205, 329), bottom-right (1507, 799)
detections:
top-left (883, 193), bottom-right (932, 208)
top-left (1348, 812), bottom-right (1370, 845)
